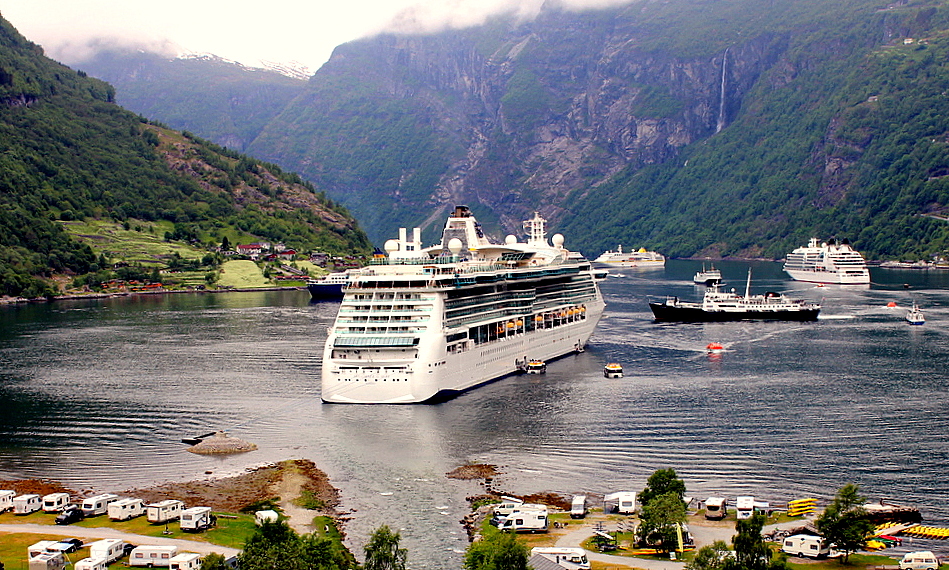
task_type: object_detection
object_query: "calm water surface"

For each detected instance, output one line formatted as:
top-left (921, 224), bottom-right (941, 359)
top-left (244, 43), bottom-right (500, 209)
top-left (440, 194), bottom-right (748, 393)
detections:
top-left (1, 260), bottom-right (948, 568)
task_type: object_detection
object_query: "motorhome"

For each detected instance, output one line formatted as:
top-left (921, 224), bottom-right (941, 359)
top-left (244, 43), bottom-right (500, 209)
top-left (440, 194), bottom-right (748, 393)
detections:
top-left (900, 551), bottom-right (939, 570)
top-left (129, 545), bottom-right (179, 567)
top-left (89, 539), bottom-right (126, 564)
top-left (781, 534), bottom-right (833, 559)
top-left (530, 548), bottom-right (590, 570)
top-left (14, 494), bottom-right (42, 514)
top-left (75, 558), bottom-right (109, 570)
top-left (735, 496), bottom-right (754, 520)
top-left (604, 492), bottom-right (637, 514)
top-left (705, 497), bottom-right (727, 520)
top-left (80, 494), bottom-right (120, 517)
top-left (180, 506), bottom-right (215, 532)
top-left (42, 493), bottom-right (71, 512)
top-left (497, 509), bottom-right (548, 533)
top-left (570, 495), bottom-right (588, 519)
top-left (147, 499), bottom-right (185, 524)
top-left (491, 497), bottom-right (525, 518)
top-left (0, 489), bottom-right (15, 511)
top-left (492, 503), bottom-right (547, 525)
top-left (29, 552), bottom-right (65, 570)
top-left (109, 498), bottom-right (146, 521)
top-left (28, 541), bottom-right (60, 558)
top-left (169, 553), bottom-right (203, 570)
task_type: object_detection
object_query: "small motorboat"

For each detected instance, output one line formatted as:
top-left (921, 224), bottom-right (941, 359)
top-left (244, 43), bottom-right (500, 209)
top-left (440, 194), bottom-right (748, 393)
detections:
top-left (906, 303), bottom-right (925, 325)
top-left (525, 360), bottom-right (547, 374)
top-left (603, 363), bottom-right (623, 378)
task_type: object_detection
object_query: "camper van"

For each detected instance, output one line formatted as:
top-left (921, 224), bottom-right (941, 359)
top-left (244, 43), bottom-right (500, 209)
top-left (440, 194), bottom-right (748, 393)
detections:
top-left (129, 545), bottom-right (179, 567)
top-left (530, 548), bottom-right (591, 570)
top-left (81, 494), bottom-right (120, 517)
top-left (705, 497), bottom-right (727, 520)
top-left (497, 509), bottom-right (548, 533)
top-left (14, 494), bottom-right (42, 514)
top-left (782, 534), bottom-right (833, 559)
top-left (570, 495), bottom-right (588, 519)
top-left (89, 539), bottom-right (126, 564)
top-left (492, 497), bottom-right (525, 518)
top-left (0, 489), bottom-right (15, 512)
top-left (42, 493), bottom-right (71, 512)
top-left (604, 492), bottom-right (637, 514)
top-left (29, 552), bottom-right (65, 570)
top-left (900, 551), bottom-right (939, 570)
top-left (109, 498), bottom-right (146, 521)
top-left (169, 553), bottom-right (203, 570)
top-left (147, 500), bottom-right (184, 524)
top-left (180, 506), bottom-right (215, 532)
top-left (735, 496), bottom-right (754, 520)
top-left (75, 558), bottom-right (109, 570)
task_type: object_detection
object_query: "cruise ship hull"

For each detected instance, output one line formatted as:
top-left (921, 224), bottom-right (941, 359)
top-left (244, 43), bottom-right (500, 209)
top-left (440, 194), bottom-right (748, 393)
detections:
top-left (783, 268), bottom-right (869, 285)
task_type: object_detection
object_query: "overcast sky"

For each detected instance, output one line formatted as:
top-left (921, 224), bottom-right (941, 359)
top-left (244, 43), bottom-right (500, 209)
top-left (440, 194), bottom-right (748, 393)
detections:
top-left (2, 0), bottom-right (629, 73)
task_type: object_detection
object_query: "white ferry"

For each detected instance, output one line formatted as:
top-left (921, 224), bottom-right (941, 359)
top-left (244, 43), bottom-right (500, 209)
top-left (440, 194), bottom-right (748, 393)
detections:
top-left (321, 206), bottom-right (605, 404)
top-left (783, 238), bottom-right (870, 284)
top-left (593, 245), bottom-right (665, 268)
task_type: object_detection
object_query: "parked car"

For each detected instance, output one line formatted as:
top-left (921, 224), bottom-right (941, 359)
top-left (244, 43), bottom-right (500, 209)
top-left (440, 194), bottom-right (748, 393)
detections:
top-left (53, 539), bottom-right (84, 553)
top-left (55, 505), bottom-right (85, 525)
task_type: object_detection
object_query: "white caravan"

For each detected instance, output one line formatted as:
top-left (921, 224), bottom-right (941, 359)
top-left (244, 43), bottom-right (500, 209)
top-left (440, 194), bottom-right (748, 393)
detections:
top-left (735, 496), bottom-right (754, 519)
top-left (0, 489), bottom-right (15, 511)
top-left (255, 510), bottom-right (279, 525)
top-left (28, 541), bottom-right (60, 558)
top-left (530, 548), bottom-right (590, 570)
top-left (42, 493), bottom-right (71, 512)
top-left (14, 494), bottom-right (42, 514)
top-left (29, 552), bottom-right (65, 570)
top-left (147, 500), bottom-right (184, 524)
top-left (129, 545), bottom-right (179, 567)
top-left (704, 497), bottom-right (727, 520)
top-left (169, 553), bottom-right (203, 570)
top-left (604, 492), bottom-right (637, 514)
top-left (570, 495), bottom-right (588, 519)
top-left (75, 558), bottom-right (109, 570)
top-left (497, 508), bottom-right (548, 533)
top-left (179, 506), bottom-right (215, 532)
top-left (782, 534), bottom-right (834, 559)
top-left (109, 498), bottom-right (146, 521)
top-left (81, 494), bottom-right (120, 517)
top-left (89, 539), bottom-right (126, 563)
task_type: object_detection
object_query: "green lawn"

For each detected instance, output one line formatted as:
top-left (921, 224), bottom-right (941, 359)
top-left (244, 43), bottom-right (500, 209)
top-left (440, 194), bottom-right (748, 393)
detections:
top-left (61, 219), bottom-right (205, 265)
top-left (216, 260), bottom-right (269, 288)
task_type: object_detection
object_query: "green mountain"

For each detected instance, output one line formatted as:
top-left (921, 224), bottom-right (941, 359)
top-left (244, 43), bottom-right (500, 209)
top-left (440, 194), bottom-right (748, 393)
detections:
top-left (0, 16), bottom-right (369, 299)
top-left (76, 0), bottom-right (949, 261)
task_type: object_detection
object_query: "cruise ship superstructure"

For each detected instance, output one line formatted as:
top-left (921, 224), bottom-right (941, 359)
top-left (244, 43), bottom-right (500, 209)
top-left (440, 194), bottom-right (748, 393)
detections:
top-left (321, 206), bottom-right (605, 404)
top-left (783, 238), bottom-right (870, 284)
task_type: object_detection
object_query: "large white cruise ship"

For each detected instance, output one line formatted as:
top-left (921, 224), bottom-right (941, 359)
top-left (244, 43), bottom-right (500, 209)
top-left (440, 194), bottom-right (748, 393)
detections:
top-left (783, 238), bottom-right (870, 284)
top-left (321, 206), bottom-right (605, 404)
top-left (593, 245), bottom-right (665, 268)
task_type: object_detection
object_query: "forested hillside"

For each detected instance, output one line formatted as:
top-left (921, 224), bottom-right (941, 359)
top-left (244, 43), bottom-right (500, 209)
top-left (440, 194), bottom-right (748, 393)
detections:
top-left (0, 16), bottom-right (369, 299)
top-left (76, 0), bottom-right (949, 261)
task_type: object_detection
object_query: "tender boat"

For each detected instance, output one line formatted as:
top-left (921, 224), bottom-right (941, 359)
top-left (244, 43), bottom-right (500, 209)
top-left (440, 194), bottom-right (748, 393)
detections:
top-left (593, 245), bottom-right (665, 269)
top-left (525, 360), bottom-right (547, 374)
top-left (783, 238), bottom-right (870, 284)
top-left (693, 264), bottom-right (722, 286)
top-left (906, 302), bottom-right (925, 325)
top-left (307, 271), bottom-right (352, 300)
top-left (603, 363), bottom-right (623, 378)
top-left (649, 270), bottom-right (821, 322)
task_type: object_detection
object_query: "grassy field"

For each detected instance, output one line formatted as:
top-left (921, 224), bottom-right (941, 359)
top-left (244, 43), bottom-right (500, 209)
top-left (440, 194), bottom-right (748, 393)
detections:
top-left (216, 260), bottom-right (269, 288)
top-left (61, 219), bottom-right (205, 265)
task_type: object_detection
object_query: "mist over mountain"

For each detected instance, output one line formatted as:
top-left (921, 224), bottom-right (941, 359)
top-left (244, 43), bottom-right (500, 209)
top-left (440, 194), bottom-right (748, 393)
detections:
top-left (67, 0), bottom-right (949, 260)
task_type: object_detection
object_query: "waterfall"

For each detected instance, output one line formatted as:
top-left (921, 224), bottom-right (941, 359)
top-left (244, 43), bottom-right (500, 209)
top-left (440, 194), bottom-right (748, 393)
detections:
top-left (715, 48), bottom-right (728, 133)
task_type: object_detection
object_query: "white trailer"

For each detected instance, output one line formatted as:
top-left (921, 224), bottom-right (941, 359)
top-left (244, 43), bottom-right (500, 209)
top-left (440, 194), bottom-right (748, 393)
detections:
top-left (180, 506), bottom-right (215, 532)
top-left (570, 495), bottom-right (588, 519)
top-left (129, 545), bottom-right (179, 567)
top-left (781, 534), bottom-right (833, 559)
top-left (604, 492), bottom-right (637, 514)
top-left (704, 497), bottom-right (727, 520)
top-left (29, 552), bottom-right (65, 570)
top-left (497, 509), bottom-right (548, 533)
top-left (81, 493), bottom-right (120, 517)
top-left (147, 499), bottom-right (184, 524)
top-left (14, 493), bottom-right (42, 514)
top-left (735, 496), bottom-right (754, 520)
top-left (89, 539), bottom-right (126, 564)
top-left (42, 493), bottom-right (71, 512)
top-left (169, 553), bottom-right (203, 570)
top-left (530, 548), bottom-right (590, 570)
top-left (28, 541), bottom-right (60, 558)
top-left (109, 498), bottom-right (146, 521)
top-left (0, 489), bottom-right (15, 512)
top-left (75, 558), bottom-right (109, 570)
top-left (255, 510), bottom-right (279, 525)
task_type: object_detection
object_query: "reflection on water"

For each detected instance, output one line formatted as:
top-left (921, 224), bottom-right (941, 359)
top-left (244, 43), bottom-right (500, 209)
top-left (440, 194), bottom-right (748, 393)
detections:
top-left (1, 263), bottom-right (948, 568)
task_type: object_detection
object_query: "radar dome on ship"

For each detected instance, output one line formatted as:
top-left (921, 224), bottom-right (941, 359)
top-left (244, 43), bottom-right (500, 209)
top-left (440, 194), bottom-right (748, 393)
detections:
top-left (552, 234), bottom-right (564, 248)
top-left (384, 239), bottom-right (399, 253)
top-left (505, 235), bottom-right (517, 245)
top-left (448, 238), bottom-right (463, 254)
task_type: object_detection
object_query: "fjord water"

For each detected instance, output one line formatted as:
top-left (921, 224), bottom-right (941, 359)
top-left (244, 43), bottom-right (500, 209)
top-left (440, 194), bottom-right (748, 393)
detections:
top-left (1, 260), bottom-right (948, 568)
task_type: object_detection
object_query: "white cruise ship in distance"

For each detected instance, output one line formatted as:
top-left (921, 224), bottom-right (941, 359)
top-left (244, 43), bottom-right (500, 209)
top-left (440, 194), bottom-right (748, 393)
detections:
top-left (593, 245), bottom-right (665, 268)
top-left (321, 206), bottom-right (606, 404)
top-left (783, 238), bottom-right (870, 284)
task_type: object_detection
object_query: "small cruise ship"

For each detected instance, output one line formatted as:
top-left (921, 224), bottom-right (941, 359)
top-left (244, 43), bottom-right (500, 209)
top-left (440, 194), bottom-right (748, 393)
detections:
top-left (307, 271), bottom-right (352, 300)
top-left (783, 238), bottom-right (870, 284)
top-left (649, 270), bottom-right (820, 322)
top-left (321, 206), bottom-right (606, 404)
top-left (593, 245), bottom-right (665, 269)
top-left (693, 264), bottom-right (722, 286)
